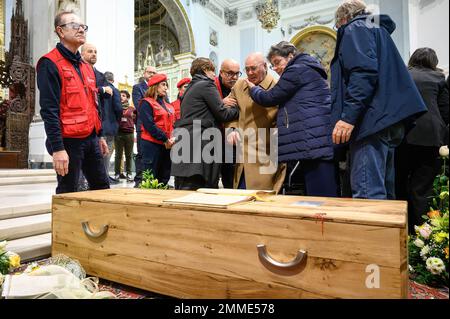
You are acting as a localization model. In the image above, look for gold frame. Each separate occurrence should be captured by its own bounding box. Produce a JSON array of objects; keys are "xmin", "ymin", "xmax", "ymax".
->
[{"xmin": 290, "ymin": 25, "xmax": 337, "ymax": 48}]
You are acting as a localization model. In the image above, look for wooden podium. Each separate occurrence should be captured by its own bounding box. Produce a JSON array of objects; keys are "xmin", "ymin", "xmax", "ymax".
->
[
  {"xmin": 0, "ymin": 150, "xmax": 20, "ymax": 168},
  {"xmin": 52, "ymin": 189, "xmax": 408, "ymax": 299}
]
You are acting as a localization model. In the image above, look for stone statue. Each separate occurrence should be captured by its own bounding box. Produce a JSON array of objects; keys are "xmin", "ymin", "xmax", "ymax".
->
[
  {"xmin": 58, "ymin": 0, "xmax": 80, "ymax": 13},
  {"xmin": 155, "ymin": 44, "xmax": 173, "ymax": 67},
  {"xmin": 144, "ymin": 43, "xmax": 156, "ymax": 67}
]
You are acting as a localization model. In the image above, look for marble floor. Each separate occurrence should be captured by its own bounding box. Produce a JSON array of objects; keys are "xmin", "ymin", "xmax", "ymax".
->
[{"xmin": 0, "ymin": 179, "xmax": 136, "ymax": 212}]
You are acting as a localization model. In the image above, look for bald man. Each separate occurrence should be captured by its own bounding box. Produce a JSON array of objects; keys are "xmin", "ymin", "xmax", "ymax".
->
[
  {"xmin": 80, "ymin": 43, "xmax": 120, "ymax": 184},
  {"xmin": 214, "ymin": 59, "xmax": 241, "ymax": 188},
  {"xmin": 225, "ymin": 53, "xmax": 286, "ymax": 192}
]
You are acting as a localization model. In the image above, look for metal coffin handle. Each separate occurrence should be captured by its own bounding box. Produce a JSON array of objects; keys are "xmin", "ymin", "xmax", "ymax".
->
[
  {"xmin": 82, "ymin": 221, "xmax": 109, "ymax": 239},
  {"xmin": 257, "ymin": 244, "xmax": 307, "ymax": 269}
]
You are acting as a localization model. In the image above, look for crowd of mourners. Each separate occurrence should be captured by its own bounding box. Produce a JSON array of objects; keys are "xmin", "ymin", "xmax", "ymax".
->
[{"xmin": 37, "ymin": 0, "xmax": 449, "ymax": 233}]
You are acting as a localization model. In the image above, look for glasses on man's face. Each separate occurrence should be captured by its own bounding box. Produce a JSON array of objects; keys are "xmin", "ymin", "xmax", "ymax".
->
[
  {"xmin": 222, "ymin": 71, "xmax": 242, "ymax": 78},
  {"xmin": 59, "ymin": 22, "xmax": 89, "ymax": 32},
  {"xmin": 245, "ymin": 63, "xmax": 264, "ymax": 73}
]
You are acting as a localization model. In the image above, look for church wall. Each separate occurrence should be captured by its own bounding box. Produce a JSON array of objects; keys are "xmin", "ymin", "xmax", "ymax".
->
[
  {"xmin": 409, "ymin": 0, "xmax": 449, "ymax": 73},
  {"xmin": 85, "ymin": 0, "xmax": 135, "ymax": 86}
]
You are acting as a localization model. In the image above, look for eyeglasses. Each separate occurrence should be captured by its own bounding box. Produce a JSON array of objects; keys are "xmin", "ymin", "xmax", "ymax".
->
[
  {"xmin": 58, "ymin": 22, "xmax": 89, "ymax": 32},
  {"xmin": 222, "ymin": 71, "xmax": 242, "ymax": 78},
  {"xmin": 245, "ymin": 63, "xmax": 265, "ymax": 73}
]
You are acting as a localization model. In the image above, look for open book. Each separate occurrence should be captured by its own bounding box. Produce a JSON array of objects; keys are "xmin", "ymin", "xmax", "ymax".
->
[{"xmin": 163, "ymin": 189, "xmax": 276, "ymax": 208}]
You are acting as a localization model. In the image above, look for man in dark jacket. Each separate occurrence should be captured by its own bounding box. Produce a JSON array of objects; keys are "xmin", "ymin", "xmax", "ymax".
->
[
  {"xmin": 102, "ymin": 72, "xmax": 124, "ymax": 183},
  {"xmin": 37, "ymin": 11, "xmax": 109, "ymax": 194},
  {"xmin": 214, "ymin": 59, "xmax": 240, "ymax": 189},
  {"xmin": 132, "ymin": 66, "xmax": 157, "ymax": 188},
  {"xmin": 331, "ymin": 0, "xmax": 427, "ymax": 200},
  {"xmin": 81, "ymin": 43, "xmax": 116, "ymax": 186}
]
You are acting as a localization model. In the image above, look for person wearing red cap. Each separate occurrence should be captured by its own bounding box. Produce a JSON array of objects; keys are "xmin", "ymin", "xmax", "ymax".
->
[
  {"xmin": 171, "ymin": 78, "xmax": 191, "ymax": 122},
  {"xmin": 138, "ymin": 73, "xmax": 175, "ymax": 186}
]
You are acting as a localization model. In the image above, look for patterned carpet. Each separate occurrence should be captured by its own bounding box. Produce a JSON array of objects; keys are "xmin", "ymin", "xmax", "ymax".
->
[
  {"xmin": 8, "ymin": 260, "xmax": 449, "ymax": 299},
  {"xmin": 97, "ymin": 278, "xmax": 449, "ymax": 299}
]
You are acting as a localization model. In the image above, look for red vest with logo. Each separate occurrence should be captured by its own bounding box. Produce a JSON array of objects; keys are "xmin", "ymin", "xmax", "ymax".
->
[
  {"xmin": 42, "ymin": 48, "xmax": 101, "ymax": 138},
  {"xmin": 140, "ymin": 97, "xmax": 175, "ymax": 145}
]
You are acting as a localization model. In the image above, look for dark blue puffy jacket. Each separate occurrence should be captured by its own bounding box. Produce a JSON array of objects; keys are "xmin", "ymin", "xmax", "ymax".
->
[
  {"xmin": 250, "ymin": 54, "xmax": 334, "ymax": 163},
  {"xmin": 330, "ymin": 14, "xmax": 427, "ymax": 141}
]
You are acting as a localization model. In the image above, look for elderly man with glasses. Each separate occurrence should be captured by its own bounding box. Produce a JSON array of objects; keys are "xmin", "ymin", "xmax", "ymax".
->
[
  {"xmin": 224, "ymin": 53, "xmax": 286, "ymax": 192},
  {"xmin": 37, "ymin": 11, "xmax": 110, "ymax": 194}
]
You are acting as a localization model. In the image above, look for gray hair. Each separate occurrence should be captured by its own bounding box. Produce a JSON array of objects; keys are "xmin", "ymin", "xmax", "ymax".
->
[
  {"xmin": 335, "ymin": 0, "xmax": 368, "ymax": 24},
  {"xmin": 54, "ymin": 10, "xmax": 76, "ymax": 29},
  {"xmin": 104, "ymin": 71, "xmax": 114, "ymax": 82},
  {"xmin": 267, "ymin": 41, "xmax": 298, "ymax": 62}
]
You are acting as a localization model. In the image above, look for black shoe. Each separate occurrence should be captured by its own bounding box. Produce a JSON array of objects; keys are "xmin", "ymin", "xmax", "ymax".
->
[
  {"xmin": 78, "ymin": 182, "xmax": 90, "ymax": 192},
  {"xmin": 119, "ymin": 173, "xmax": 127, "ymax": 179},
  {"xmin": 126, "ymin": 174, "xmax": 134, "ymax": 183},
  {"xmin": 109, "ymin": 176, "xmax": 120, "ymax": 184}
]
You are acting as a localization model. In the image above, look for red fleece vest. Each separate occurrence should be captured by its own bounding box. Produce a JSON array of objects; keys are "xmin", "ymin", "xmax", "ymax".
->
[
  {"xmin": 42, "ymin": 48, "xmax": 101, "ymax": 138},
  {"xmin": 140, "ymin": 97, "xmax": 174, "ymax": 145}
]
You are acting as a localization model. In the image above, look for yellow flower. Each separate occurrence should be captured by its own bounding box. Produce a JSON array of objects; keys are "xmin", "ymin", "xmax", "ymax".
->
[
  {"xmin": 428, "ymin": 210, "xmax": 441, "ymax": 219},
  {"xmin": 8, "ymin": 253, "xmax": 21, "ymax": 268},
  {"xmin": 433, "ymin": 232, "xmax": 449, "ymax": 244}
]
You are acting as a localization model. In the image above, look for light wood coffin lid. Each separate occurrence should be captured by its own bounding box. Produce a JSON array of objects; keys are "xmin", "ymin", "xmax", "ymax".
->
[{"xmin": 53, "ymin": 189, "xmax": 407, "ymax": 228}]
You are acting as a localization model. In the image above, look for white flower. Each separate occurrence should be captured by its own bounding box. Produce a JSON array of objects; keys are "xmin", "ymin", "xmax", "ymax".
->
[
  {"xmin": 426, "ymin": 257, "xmax": 446, "ymax": 275},
  {"xmin": 414, "ymin": 238, "xmax": 425, "ymax": 248},
  {"xmin": 420, "ymin": 245, "xmax": 431, "ymax": 260},
  {"xmin": 409, "ymin": 265, "xmax": 415, "ymax": 273},
  {"xmin": 0, "ymin": 241, "xmax": 7, "ymax": 253},
  {"xmin": 439, "ymin": 145, "xmax": 449, "ymax": 158}
]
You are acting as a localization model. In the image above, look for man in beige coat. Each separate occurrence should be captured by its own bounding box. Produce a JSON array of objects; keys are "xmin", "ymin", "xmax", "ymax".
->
[{"xmin": 225, "ymin": 53, "xmax": 286, "ymax": 192}]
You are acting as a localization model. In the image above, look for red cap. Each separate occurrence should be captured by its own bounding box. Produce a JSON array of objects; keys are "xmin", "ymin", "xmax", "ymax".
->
[
  {"xmin": 147, "ymin": 73, "xmax": 167, "ymax": 87},
  {"xmin": 177, "ymin": 78, "xmax": 191, "ymax": 89}
]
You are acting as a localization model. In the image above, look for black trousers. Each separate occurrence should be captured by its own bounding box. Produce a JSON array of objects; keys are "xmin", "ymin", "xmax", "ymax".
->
[
  {"xmin": 141, "ymin": 139, "xmax": 171, "ymax": 185},
  {"xmin": 47, "ymin": 132, "xmax": 110, "ymax": 194},
  {"xmin": 175, "ymin": 175, "xmax": 208, "ymax": 191},
  {"xmin": 395, "ymin": 144, "xmax": 441, "ymax": 233},
  {"xmin": 134, "ymin": 131, "xmax": 143, "ymax": 187}
]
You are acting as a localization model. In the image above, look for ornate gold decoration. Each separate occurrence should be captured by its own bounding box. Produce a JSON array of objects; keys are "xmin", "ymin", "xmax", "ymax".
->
[
  {"xmin": 290, "ymin": 25, "xmax": 337, "ymax": 81},
  {"xmin": 256, "ymin": 0, "xmax": 280, "ymax": 33}
]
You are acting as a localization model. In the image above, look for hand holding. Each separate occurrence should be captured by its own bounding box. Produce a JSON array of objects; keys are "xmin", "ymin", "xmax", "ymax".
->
[
  {"xmin": 223, "ymin": 96, "xmax": 237, "ymax": 108},
  {"xmin": 245, "ymin": 79, "xmax": 255, "ymax": 89},
  {"xmin": 227, "ymin": 131, "xmax": 241, "ymax": 146},
  {"xmin": 103, "ymin": 86, "xmax": 113, "ymax": 96}
]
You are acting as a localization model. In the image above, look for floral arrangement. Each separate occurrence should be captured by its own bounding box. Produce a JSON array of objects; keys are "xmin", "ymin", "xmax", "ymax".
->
[
  {"xmin": 0, "ymin": 241, "xmax": 21, "ymax": 285},
  {"xmin": 408, "ymin": 146, "xmax": 449, "ymax": 287},
  {"xmin": 140, "ymin": 170, "xmax": 168, "ymax": 190}
]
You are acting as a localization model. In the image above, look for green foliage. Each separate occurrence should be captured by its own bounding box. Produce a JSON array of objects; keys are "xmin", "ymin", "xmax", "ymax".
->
[
  {"xmin": 0, "ymin": 252, "xmax": 9, "ymax": 275},
  {"xmin": 140, "ymin": 170, "xmax": 168, "ymax": 190}
]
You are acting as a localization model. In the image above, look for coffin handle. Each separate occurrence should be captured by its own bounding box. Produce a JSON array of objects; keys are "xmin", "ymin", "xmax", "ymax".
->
[
  {"xmin": 257, "ymin": 244, "xmax": 307, "ymax": 269},
  {"xmin": 82, "ymin": 221, "xmax": 109, "ymax": 239}
]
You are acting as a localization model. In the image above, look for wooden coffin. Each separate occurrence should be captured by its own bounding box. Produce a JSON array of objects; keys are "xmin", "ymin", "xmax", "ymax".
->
[{"xmin": 52, "ymin": 189, "xmax": 408, "ymax": 299}]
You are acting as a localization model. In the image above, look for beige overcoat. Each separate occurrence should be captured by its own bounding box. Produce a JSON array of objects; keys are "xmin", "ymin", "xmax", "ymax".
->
[{"xmin": 225, "ymin": 75, "xmax": 286, "ymax": 193}]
